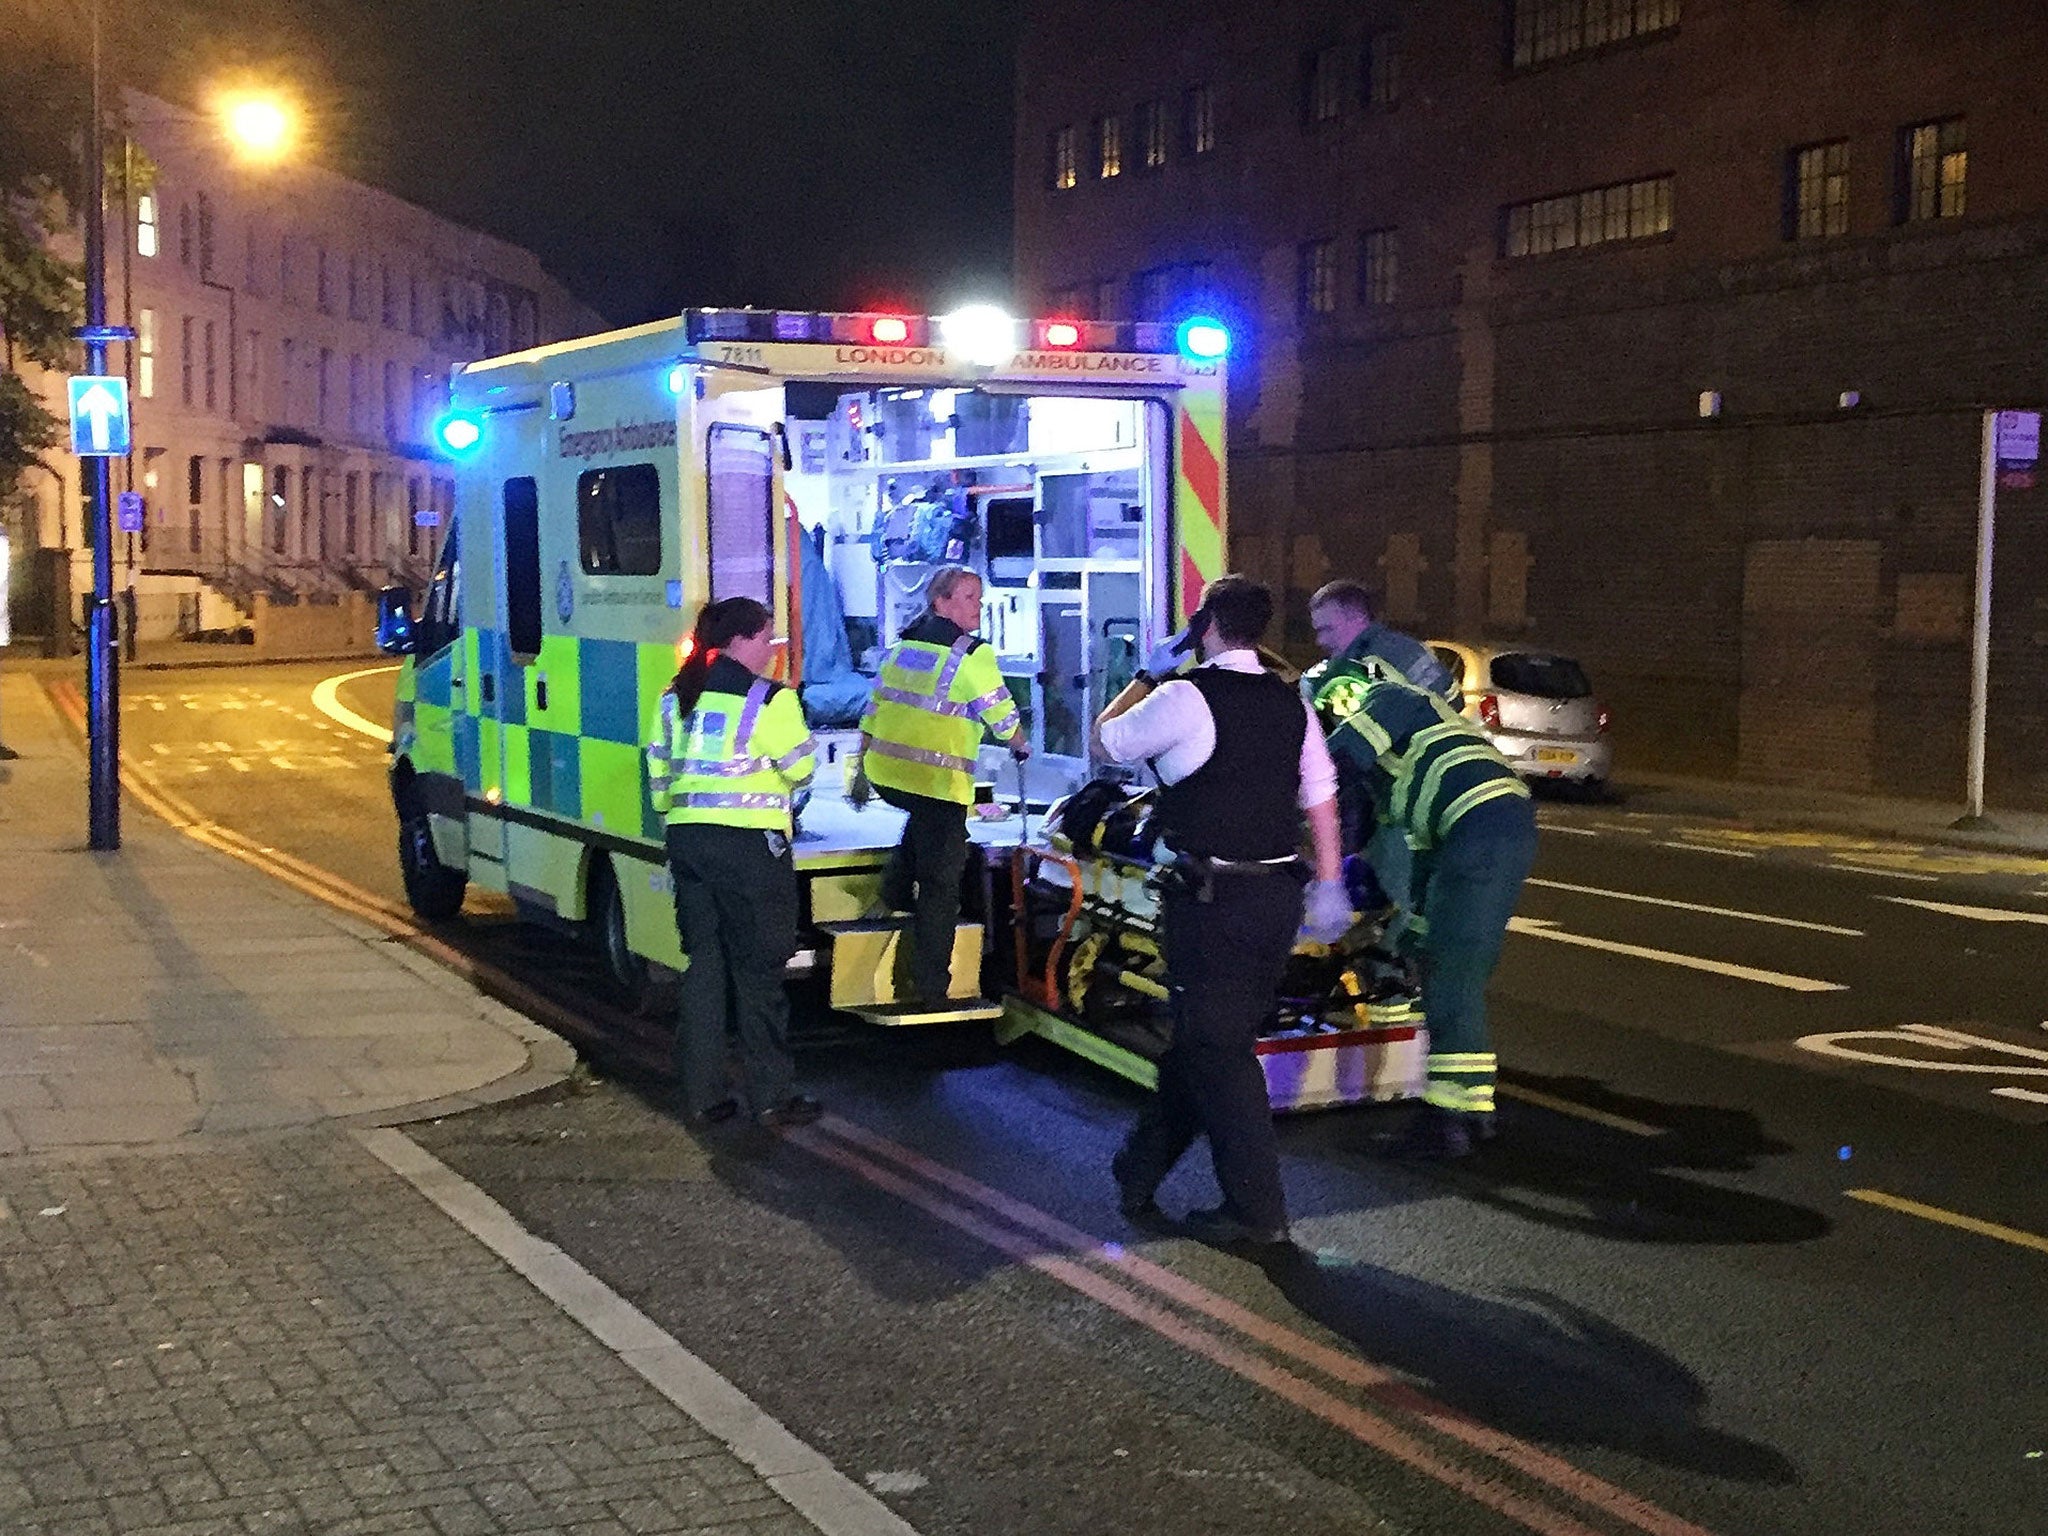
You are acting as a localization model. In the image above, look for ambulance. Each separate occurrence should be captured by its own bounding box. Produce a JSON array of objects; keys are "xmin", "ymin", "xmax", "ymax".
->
[{"xmin": 376, "ymin": 305, "xmax": 1422, "ymax": 1110}]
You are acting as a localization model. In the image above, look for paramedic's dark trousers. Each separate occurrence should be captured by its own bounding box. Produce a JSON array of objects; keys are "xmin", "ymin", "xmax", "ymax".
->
[
  {"xmin": 1412, "ymin": 796, "xmax": 1538, "ymax": 1117},
  {"xmin": 1117, "ymin": 869, "xmax": 1303, "ymax": 1233},
  {"xmin": 666, "ymin": 823, "xmax": 799, "ymax": 1115},
  {"xmin": 877, "ymin": 785, "xmax": 970, "ymax": 1001}
]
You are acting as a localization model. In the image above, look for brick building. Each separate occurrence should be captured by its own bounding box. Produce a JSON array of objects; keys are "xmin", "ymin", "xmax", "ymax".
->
[
  {"xmin": 1014, "ymin": 0, "xmax": 2048, "ymax": 804},
  {"xmin": 5, "ymin": 90, "xmax": 604, "ymax": 644}
]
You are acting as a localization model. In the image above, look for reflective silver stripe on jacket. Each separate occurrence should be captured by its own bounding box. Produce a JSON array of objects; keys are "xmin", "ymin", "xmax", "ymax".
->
[
  {"xmin": 735, "ymin": 677, "xmax": 770, "ymax": 751},
  {"xmin": 933, "ymin": 634, "xmax": 976, "ymax": 697},
  {"xmin": 969, "ymin": 686, "xmax": 1014, "ymax": 717},
  {"xmin": 866, "ymin": 737, "xmax": 978, "ymax": 775},
  {"xmin": 676, "ymin": 756, "xmax": 775, "ymax": 778},
  {"xmin": 875, "ymin": 683, "xmax": 971, "ymax": 717},
  {"xmin": 676, "ymin": 791, "xmax": 792, "ymax": 811},
  {"xmin": 771, "ymin": 739, "xmax": 817, "ymax": 775}
]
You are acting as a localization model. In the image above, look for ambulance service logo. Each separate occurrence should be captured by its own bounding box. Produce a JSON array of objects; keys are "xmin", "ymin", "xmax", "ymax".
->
[{"xmin": 555, "ymin": 561, "xmax": 575, "ymax": 623}]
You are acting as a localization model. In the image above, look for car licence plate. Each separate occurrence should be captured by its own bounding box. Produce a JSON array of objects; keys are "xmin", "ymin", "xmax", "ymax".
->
[{"xmin": 1534, "ymin": 747, "xmax": 1579, "ymax": 765}]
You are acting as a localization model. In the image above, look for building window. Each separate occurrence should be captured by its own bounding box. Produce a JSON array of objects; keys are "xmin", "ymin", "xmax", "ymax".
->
[
  {"xmin": 137, "ymin": 309, "xmax": 156, "ymax": 398},
  {"xmin": 1303, "ymin": 46, "xmax": 1345, "ymax": 127},
  {"xmin": 1901, "ymin": 117, "xmax": 1966, "ymax": 223},
  {"xmin": 187, "ymin": 455, "xmax": 204, "ymax": 549},
  {"xmin": 196, "ymin": 193, "xmax": 215, "ymax": 279},
  {"xmin": 383, "ymin": 360, "xmax": 400, "ymax": 440},
  {"xmin": 1299, "ymin": 239, "xmax": 1338, "ymax": 315},
  {"xmin": 178, "ymin": 202, "xmax": 193, "ymax": 267},
  {"xmin": 381, "ymin": 264, "xmax": 397, "ymax": 328},
  {"xmin": 1503, "ymin": 175, "xmax": 1673, "ymax": 257},
  {"xmin": 1787, "ymin": 141, "xmax": 1850, "ymax": 241},
  {"xmin": 348, "ymin": 355, "xmax": 366, "ymax": 433},
  {"xmin": 317, "ymin": 347, "xmax": 333, "ymax": 425},
  {"xmin": 1360, "ymin": 229, "xmax": 1399, "ymax": 305},
  {"xmin": 278, "ymin": 339, "xmax": 295, "ymax": 422},
  {"xmin": 1364, "ymin": 31, "xmax": 1402, "ymax": 110},
  {"xmin": 280, "ymin": 237, "xmax": 296, "ymax": 305},
  {"xmin": 136, "ymin": 194, "xmax": 158, "ymax": 258},
  {"xmin": 1184, "ymin": 85, "xmax": 1216, "ymax": 157},
  {"xmin": 1138, "ymin": 99, "xmax": 1169, "ymax": 170},
  {"xmin": 408, "ymin": 273, "xmax": 425, "ymax": 336},
  {"xmin": 1095, "ymin": 115, "xmax": 1123, "ymax": 179},
  {"xmin": 1095, "ymin": 276, "xmax": 1126, "ymax": 322},
  {"xmin": 1047, "ymin": 126, "xmax": 1078, "ymax": 190},
  {"xmin": 347, "ymin": 256, "xmax": 367, "ymax": 321},
  {"xmin": 203, "ymin": 321, "xmax": 217, "ymax": 411},
  {"xmin": 343, "ymin": 472, "xmax": 361, "ymax": 555},
  {"xmin": 180, "ymin": 316, "xmax": 194, "ymax": 405},
  {"xmin": 1133, "ymin": 267, "xmax": 1173, "ymax": 322},
  {"xmin": 314, "ymin": 248, "xmax": 332, "ymax": 313},
  {"xmin": 1511, "ymin": 0, "xmax": 1680, "ymax": 70}
]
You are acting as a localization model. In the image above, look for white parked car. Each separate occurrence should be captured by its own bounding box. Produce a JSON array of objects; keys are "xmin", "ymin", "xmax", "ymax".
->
[{"xmin": 1427, "ymin": 641, "xmax": 1612, "ymax": 792}]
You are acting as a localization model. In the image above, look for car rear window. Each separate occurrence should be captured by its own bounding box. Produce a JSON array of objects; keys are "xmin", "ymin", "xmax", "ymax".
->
[{"xmin": 1490, "ymin": 653, "xmax": 1591, "ymax": 699}]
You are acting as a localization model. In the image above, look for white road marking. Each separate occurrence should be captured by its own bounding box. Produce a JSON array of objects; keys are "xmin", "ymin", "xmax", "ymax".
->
[
  {"xmin": 1798, "ymin": 1023, "xmax": 2048, "ymax": 1077},
  {"xmin": 1523, "ymin": 877, "xmax": 1864, "ymax": 936},
  {"xmin": 311, "ymin": 664, "xmax": 399, "ymax": 745},
  {"xmin": 1541, "ymin": 825, "xmax": 1601, "ymax": 838},
  {"xmin": 1992, "ymin": 1087, "xmax": 2048, "ymax": 1105},
  {"xmin": 1883, "ymin": 896, "xmax": 2048, "ymax": 926},
  {"xmin": 270, "ymin": 756, "xmax": 296, "ymax": 771},
  {"xmin": 1657, "ymin": 841, "xmax": 1756, "ymax": 859},
  {"xmin": 1830, "ymin": 863, "xmax": 1940, "ymax": 882},
  {"xmin": 1507, "ymin": 916, "xmax": 1846, "ymax": 992}
]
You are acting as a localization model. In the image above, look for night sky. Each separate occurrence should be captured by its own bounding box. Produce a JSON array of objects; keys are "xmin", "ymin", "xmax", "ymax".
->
[{"xmin": 132, "ymin": 0, "xmax": 1023, "ymax": 325}]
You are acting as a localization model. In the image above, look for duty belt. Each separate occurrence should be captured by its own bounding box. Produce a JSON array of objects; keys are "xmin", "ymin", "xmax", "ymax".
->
[{"xmin": 1155, "ymin": 850, "xmax": 1303, "ymax": 905}]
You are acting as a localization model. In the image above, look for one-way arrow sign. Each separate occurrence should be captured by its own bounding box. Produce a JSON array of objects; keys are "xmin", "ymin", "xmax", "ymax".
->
[{"xmin": 67, "ymin": 375, "xmax": 132, "ymax": 457}]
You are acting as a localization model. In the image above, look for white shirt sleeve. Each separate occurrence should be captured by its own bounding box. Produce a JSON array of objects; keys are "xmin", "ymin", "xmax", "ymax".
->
[
  {"xmin": 1096, "ymin": 678, "xmax": 1212, "ymax": 777},
  {"xmin": 1297, "ymin": 701, "xmax": 1338, "ymax": 810}
]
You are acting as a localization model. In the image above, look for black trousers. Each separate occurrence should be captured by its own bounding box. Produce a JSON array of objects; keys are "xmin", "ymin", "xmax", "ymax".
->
[
  {"xmin": 876, "ymin": 785, "xmax": 971, "ymax": 1000},
  {"xmin": 1116, "ymin": 869, "xmax": 1303, "ymax": 1232},
  {"xmin": 666, "ymin": 823, "xmax": 799, "ymax": 1114}
]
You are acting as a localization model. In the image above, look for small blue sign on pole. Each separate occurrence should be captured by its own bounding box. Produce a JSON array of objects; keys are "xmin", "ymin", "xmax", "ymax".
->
[
  {"xmin": 116, "ymin": 491, "xmax": 145, "ymax": 534},
  {"xmin": 67, "ymin": 375, "xmax": 132, "ymax": 457}
]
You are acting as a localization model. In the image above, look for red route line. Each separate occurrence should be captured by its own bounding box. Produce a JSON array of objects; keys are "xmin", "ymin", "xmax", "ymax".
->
[
  {"xmin": 816, "ymin": 1115, "xmax": 1718, "ymax": 1536},
  {"xmin": 787, "ymin": 1125, "xmax": 1607, "ymax": 1536}
]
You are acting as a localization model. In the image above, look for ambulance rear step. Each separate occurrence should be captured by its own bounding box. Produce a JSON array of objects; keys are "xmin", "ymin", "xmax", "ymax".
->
[{"xmin": 816, "ymin": 918, "xmax": 1001, "ymax": 1025}]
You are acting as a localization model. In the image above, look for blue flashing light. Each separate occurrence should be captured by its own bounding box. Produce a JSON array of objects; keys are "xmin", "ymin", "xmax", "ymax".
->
[
  {"xmin": 1177, "ymin": 315, "xmax": 1231, "ymax": 362},
  {"xmin": 666, "ymin": 365, "xmax": 687, "ymax": 395},
  {"xmin": 435, "ymin": 411, "xmax": 484, "ymax": 456}
]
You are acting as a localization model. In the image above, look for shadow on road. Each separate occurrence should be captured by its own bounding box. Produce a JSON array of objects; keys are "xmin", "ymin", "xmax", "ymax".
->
[{"xmin": 1263, "ymin": 1247, "xmax": 1799, "ymax": 1485}]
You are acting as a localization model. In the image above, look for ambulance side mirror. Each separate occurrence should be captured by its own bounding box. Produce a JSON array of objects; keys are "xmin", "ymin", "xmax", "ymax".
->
[{"xmin": 375, "ymin": 586, "xmax": 417, "ymax": 656}]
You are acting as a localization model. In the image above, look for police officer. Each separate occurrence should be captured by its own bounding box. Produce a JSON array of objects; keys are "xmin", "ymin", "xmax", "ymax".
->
[
  {"xmin": 1318, "ymin": 661, "xmax": 1537, "ymax": 1159},
  {"xmin": 1094, "ymin": 575, "xmax": 1352, "ymax": 1247},
  {"xmin": 850, "ymin": 566, "xmax": 1029, "ymax": 1006},
  {"xmin": 646, "ymin": 597, "xmax": 822, "ymax": 1128}
]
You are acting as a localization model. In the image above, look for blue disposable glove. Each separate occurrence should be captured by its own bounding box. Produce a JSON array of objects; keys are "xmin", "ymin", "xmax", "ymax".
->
[
  {"xmin": 1301, "ymin": 878, "xmax": 1356, "ymax": 945},
  {"xmin": 1143, "ymin": 628, "xmax": 1196, "ymax": 680}
]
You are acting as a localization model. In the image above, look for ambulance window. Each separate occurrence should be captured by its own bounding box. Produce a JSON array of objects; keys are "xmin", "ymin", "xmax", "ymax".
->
[
  {"xmin": 707, "ymin": 423, "xmax": 774, "ymax": 603},
  {"xmin": 577, "ymin": 463, "xmax": 663, "ymax": 576},
  {"xmin": 417, "ymin": 526, "xmax": 461, "ymax": 658},
  {"xmin": 503, "ymin": 476, "xmax": 542, "ymax": 655}
]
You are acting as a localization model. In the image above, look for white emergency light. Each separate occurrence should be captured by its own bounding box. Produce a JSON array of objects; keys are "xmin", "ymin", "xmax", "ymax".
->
[{"xmin": 938, "ymin": 305, "xmax": 1018, "ymax": 368}]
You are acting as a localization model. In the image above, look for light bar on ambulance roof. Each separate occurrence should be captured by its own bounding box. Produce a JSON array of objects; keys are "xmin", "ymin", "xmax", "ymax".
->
[
  {"xmin": 678, "ymin": 308, "xmax": 1222, "ymax": 359},
  {"xmin": 434, "ymin": 410, "xmax": 485, "ymax": 457}
]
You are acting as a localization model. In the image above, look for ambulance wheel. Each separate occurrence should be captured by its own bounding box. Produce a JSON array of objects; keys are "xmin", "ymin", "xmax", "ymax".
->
[
  {"xmin": 396, "ymin": 781, "xmax": 466, "ymax": 922},
  {"xmin": 591, "ymin": 858, "xmax": 667, "ymax": 1017}
]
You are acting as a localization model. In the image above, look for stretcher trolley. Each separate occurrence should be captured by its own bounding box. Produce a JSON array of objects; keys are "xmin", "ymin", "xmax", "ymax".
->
[{"xmin": 993, "ymin": 780, "xmax": 1427, "ymax": 1112}]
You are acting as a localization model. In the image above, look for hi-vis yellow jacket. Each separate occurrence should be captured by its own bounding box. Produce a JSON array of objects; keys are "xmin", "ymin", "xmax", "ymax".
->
[
  {"xmin": 647, "ymin": 657, "xmax": 817, "ymax": 832},
  {"xmin": 862, "ymin": 615, "xmax": 1021, "ymax": 805}
]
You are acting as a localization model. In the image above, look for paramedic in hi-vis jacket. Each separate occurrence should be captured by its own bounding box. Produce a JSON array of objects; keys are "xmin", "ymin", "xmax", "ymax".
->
[
  {"xmin": 1093, "ymin": 575, "xmax": 1353, "ymax": 1248},
  {"xmin": 849, "ymin": 566, "xmax": 1029, "ymax": 1005},
  {"xmin": 646, "ymin": 597, "xmax": 823, "ymax": 1129},
  {"xmin": 1316, "ymin": 660, "xmax": 1536, "ymax": 1160}
]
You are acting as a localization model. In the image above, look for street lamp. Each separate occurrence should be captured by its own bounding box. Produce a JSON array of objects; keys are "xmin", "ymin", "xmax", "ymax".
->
[{"xmin": 215, "ymin": 90, "xmax": 296, "ymax": 166}]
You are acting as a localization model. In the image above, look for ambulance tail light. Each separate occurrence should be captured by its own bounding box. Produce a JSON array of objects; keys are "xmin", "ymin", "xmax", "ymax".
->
[
  {"xmin": 1476, "ymin": 693, "xmax": 1502, "ymax": 730},
  {"xmin": 434, "ymin": 410, "xmax": 485, "ymax": 457}
]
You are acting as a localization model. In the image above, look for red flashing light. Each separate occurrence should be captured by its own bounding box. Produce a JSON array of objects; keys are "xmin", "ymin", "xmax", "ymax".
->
[
  {"xmin": 1043, "ymin": 321, "xmax": 1082, "ymax": 348},
  {"xmin": 869, "ymin": 316, "xmax": 910, "ymax": 344},
  {"xmin": 1476, "ymin": 693, "xmax": 1502, "ymax": 729}
]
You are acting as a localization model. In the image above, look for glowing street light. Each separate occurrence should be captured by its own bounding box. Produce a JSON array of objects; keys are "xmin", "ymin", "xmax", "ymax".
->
[{"xmin": 215, "ymin": 91, "xmax": 296, "ymax": 165}]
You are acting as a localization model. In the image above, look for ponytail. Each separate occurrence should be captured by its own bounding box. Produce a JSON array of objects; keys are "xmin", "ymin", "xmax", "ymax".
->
[{"xmin": 669, "ymin": 597, "xmax": 773, "ymax": 716}]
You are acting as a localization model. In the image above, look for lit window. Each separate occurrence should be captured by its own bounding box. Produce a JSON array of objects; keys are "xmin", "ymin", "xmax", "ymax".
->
[
  {"xmin": 1511, "ymin": 0, "xmax": 1680, "ymax": 70},
  {"xmin": 136, "ymin": 309, "xmax": 156, "ymax": 398},
  {"xmin": 1184, "ymin": 85, "xmax": 1217, "ymax": 157},
  {"xmin": 136, "ymin": 195, "xmax": 158, "ymax": 258},
  {"xmin": 1365, "ymin": 32, "xmax": 1402, "ymax": 110},
  {"xmin": 1503, "ymin": 175, "xmax": 1672, "ymax": 257},
  {"xmin": 1303, "ymin": 46, "xmax": 1344, "ymax": 126},
  {"xmin": 1096, "ymin": 115, "xmax": 1123, "ymax": 179},
  {"xmin": 1299, "ymin": 239, "xmax": 1338, "ymax": 315},
  {"xmin": 1048, "ymin": 126, "xmax": 1078, "ymax": 191},
  {"xmin": 1138, "ymin": 99, "xmax": 1169, "ymax": 170},
  {"xmin": 1902, "ymin": 118, "xmax": 1966, "ymax": 223},
  {"xmin": 1360, "ymin": 229, "xmax": 1398, "ymax": 305},
  {"xmin": 1787, "ymin": 141, "xmax": 1850, "ymax": 241}
]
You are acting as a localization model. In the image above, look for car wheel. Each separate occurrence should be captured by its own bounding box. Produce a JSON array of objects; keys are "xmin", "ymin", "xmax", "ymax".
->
[
  {"xmin": 395, "ymin": 781, "xmax": 467, "ymax": 922},
  {"xmin": 590, "ymin": 858, "xmax": 669, "ymax": 1017}
]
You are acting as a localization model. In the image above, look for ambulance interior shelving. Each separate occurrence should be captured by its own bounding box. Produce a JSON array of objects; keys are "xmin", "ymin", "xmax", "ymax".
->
[{"xmin": 719, "ymin": 379, "xmax": 1172, "ymax": 846}]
